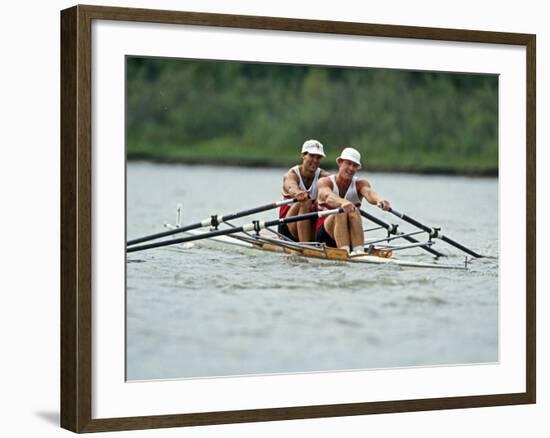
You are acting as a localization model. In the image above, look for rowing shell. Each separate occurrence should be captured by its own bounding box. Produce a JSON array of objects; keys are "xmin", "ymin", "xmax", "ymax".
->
[{"xmin": 172, "ymin": 228, "xmax": 467, "ymax": 270}]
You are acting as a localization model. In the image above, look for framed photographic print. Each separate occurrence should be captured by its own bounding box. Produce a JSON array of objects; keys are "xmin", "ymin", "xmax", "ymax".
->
[{"xmin": 60, "ymin": 4, "xmax": 536, "ymax": 433}]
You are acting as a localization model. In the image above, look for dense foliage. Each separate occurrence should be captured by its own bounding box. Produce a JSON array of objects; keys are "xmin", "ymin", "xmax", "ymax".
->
[{"xmin": 127, "ymin": 57, "xmax": 498, "ymax": 175}]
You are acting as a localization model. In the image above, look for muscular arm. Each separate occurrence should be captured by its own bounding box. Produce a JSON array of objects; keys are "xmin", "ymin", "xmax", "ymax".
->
[
  {"xmin": 282, "ymin": 170, "xmax": 308, "ymax": 201},
  {"xmin": 317, "ymin": 177, "xmax": 355, "ymax": 212},
  {"xmin": 357, "ymin": 179, "xmax": 390, "ymax": 210}
]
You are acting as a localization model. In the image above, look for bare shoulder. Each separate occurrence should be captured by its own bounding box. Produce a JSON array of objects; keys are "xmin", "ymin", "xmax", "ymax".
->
[
  {"xmin": 317, "ymin": 175, "xmax": 333, "ymax": 189},
  {"xmin": 284, "ymin": 167, "xmax": 299, "ymax": 181},
  {"xmin": 356, "ymin": 178, "xmax": 372, "ymax": 192}
]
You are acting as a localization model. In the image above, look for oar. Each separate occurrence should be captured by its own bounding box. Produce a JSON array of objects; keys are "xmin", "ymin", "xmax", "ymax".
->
[
  {"xmin": 359, "ymin": 209, "xmax": 445, "ymax": 258},
  {"xmin": 127, "ymin": 208, "xmax": 344, "ymax": 253},
  {"xmin": 127, "ymin": 198, "xmax": 295, "ymax": 246},
  {"xmin": 388, "ymin": 208, "xmax": 484, "ymax": 258}
]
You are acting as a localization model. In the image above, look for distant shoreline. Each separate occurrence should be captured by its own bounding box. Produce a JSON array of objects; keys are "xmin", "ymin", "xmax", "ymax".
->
[{"xmin": 127, "ymin": 154, "xmax": 498, "ymax": 177}]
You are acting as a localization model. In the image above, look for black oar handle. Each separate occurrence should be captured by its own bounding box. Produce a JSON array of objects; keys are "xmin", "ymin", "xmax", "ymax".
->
[
  {"xmin": 360, "ymin": 209, "xmax": 445, "ymax": 258},
  {"xmin": 127, "ymin": 208, "xmax": 343, "ymax": 253},
  {"xmin": 388, "ymin": 208, "xmax": 484, "ymax": 258},
  {"xmin": 127, "ymin": 199, "xmax": 295, "ymax": 246}
]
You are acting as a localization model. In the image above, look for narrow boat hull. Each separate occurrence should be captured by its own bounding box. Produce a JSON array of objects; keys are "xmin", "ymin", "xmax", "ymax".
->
[{"xmin": 169, "ymin": 227, "xmax": 467, "ymax": 270}]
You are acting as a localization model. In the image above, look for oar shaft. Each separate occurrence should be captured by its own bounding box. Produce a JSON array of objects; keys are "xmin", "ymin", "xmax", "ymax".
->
[
  {"xmin": 365, "ymin": 230, "xmax": 425, "ymax": 245},
  {"xmin": 399, "ymin": 235, "xmax": 445, "ymax": 258},
  {"xmin": 388, "ymin": 208, "xmax": 484, "ymax": 258},
  {"xmin": 380, "ymin": 241, "xmax": 434, "ymax": 252},
  {"xmin": 360, "ymin": 209, "xmax": 395, "ymax": 231},
  {"xmin": 388, "ymin": 208, "xmax": 433, "ymax": 234},
  {"xmin": 128, "ymin": 224, "xmax": 246, "ymax": 253},
  {"xmin": 127, "ymin": 208, "xmax": 343, "ymax": 253},
  {"xmin": 127, "ymin": 221, "xmax": 202, "ymax": 246},
  {"xmin": 221, "ymin": 199, "xmax": 294, "ymax": 222},
  {"xmin": 127, "ymin": 198, "xmax": 294, "ymax": 246},
  {"xmin": 440, "ymin": 235, "xmax": 484, "ymax": 258},
  {"xmin": 360, "ymin": 209, "xmax": 445, "ymax": 258}
]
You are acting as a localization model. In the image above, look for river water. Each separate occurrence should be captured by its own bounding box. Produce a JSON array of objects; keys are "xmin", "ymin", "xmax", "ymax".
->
[{"xmin": 126, "ymin": 162, "xmax": 499, "ymax": 381}]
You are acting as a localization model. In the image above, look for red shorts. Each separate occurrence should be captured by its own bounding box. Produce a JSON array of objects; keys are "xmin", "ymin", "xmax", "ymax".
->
[
  {"xmin": 315, "ymin": 216, "xmax": 327, "ymax": 233},
  {"xmin": 315, "ymin": 216, "xmax": 337, "ymax": 247},
  {"xmin": 279, "ymin": 201, "xmax": 318, "ymax": 218},
  {"xmin": 279, "ymin": 204, "xmax": 291, "ymax": 219}
]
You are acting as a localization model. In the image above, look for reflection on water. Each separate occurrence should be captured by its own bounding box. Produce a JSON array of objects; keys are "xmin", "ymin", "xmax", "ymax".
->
[{"xmin": 126, "ymin": 162, "xmax": 498, "ymax": 380}]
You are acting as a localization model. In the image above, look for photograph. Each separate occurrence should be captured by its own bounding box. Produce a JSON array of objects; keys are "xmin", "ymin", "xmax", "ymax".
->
[
  {"xmin": 124, "ymin": 57, "xmax": 499, "ymax": 381},
  {"xmin": 2, "ymin": 0, "xmax": 542, "ymax": 433}
]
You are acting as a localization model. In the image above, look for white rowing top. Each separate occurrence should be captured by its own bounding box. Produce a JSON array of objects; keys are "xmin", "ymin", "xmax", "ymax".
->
[
  {"xmin": 329, "ymin": 175, "xmax": 362, "ymax": 206},
  {"xmin": 283, "ymin": 165, "xmax": 322, "ymax": 200}
]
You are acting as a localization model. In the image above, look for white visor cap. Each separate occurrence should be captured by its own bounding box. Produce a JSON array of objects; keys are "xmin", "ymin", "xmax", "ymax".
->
[
  {"xmin": 301, "ymin": 139, "xmax": 326, "ymax": 157},
  {"xmin": 337, "ymin": 147, "xmax": 361, "ymax": 168}
]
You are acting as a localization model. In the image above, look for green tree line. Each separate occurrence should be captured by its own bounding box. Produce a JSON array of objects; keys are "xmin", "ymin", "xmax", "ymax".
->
[{"xmin": 127, "ymin": 57, "xmax": 498, "ymax": 175}]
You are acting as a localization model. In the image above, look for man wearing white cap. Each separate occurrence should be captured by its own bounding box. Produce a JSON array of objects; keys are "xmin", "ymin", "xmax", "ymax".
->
[
  {"xmin": 278, "ymin": 139, "xmax": 331, "ymax": 242},
  {"xmin": 316, "ymin": 147, "xmax": 390, "ymax": 254}
]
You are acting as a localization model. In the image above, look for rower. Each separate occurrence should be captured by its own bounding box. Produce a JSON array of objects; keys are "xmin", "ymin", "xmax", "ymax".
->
[
  {"xmin": 278, "ymin": 139, "xmax": 331, "ymax": 242},
  {"xmin": 316, "ymin": 147, "xmax": 391, "ymax": 254}
]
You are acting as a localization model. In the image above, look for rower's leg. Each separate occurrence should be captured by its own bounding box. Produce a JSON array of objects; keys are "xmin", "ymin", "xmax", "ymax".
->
[
  {"xmin": 348, "ymin": 210, "xmax": 364, "ymax": 250},
  {"xmin": 332, "ymin": 212, "xmax": 351, "ymax": 250},
  {"xmin": 322, "ymin": 215, "xmax": 336, "ymax": 246},
  {"xmin": 296, "ymin": 199, "xmax": 314, "ymax": 241},
  {"xmin": 285, "ymin": 202, "xmax": 303, "ymax": 240}
]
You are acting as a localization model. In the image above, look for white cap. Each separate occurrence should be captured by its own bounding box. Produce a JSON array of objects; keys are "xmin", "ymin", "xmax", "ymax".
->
[
  {"xmin": 301, "ymin": 139, "xmax": 326, "ymax": 157},
  {"xmin": 337, "ymin": 147, "xmax": 362, "ymax": 168}
]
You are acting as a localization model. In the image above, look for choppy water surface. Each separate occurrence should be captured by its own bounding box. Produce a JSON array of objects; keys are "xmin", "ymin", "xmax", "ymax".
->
[{"xmin": 126, "ymin": 162, "xmax": 498, "ymax": 380}]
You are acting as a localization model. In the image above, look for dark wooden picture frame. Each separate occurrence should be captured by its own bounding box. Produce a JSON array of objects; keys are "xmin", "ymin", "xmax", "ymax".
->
[{"xmin": 61, "ymin": 4, "xmax": 536, "ymax": 433}]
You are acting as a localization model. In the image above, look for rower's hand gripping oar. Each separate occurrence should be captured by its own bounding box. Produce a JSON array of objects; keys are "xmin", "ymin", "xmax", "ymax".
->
[
  {"xmin": 387, "ymin": 208, "xmax": 484, "ymax": 258},
  {"xmin": 127, "ymin": 198, "xmax": 295, "ymax": 247},
  {"xmin": 127, "ymin": 207, "xmax": 344, "ymax": 253},
  {"xmin": 359, "ymin": 209, "xmax": 445, "ymax": 258}
]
